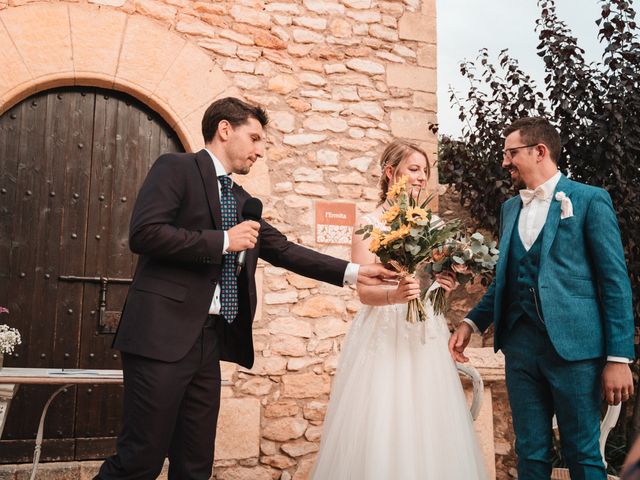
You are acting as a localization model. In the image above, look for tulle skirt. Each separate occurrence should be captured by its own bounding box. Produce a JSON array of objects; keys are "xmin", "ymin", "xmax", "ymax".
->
[{"xmin": 310, "ymin": 299, "xmax": 488, "ymax": 480}]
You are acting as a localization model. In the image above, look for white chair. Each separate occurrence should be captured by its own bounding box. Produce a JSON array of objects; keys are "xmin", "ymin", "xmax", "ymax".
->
[
  {"xmin": 456, "ymin": 363, "xmax": 484, "ymax": 421},
  {"xmin": 551, "ymin": 404, "xmax": 622, "ymax": 480}
]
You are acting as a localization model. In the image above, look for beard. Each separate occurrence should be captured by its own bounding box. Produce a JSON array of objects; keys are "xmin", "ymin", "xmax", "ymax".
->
[{"xmin": 506, "ymin": 167, "xmax": 525, "ymax": 189}]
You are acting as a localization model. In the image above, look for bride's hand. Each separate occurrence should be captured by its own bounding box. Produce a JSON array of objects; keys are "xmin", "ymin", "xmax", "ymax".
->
[
  {"xmin": 434, "ymin": 272, "xmax": 458, "ymax": 298},
  {"xmin": 389, "ymin": 276, "xmax": 421, "ymax": 304}
]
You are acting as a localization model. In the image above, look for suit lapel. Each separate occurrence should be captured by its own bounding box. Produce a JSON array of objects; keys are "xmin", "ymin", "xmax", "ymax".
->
[
  {"xmin": 540, "ymin": 174, "xmax": 572, "ymax": 262},
  {"xmin": 496, "ymin": 199, "xmax": 520, "ymax": 283},
  {"xmin": 493, "ymin": 198, "xmax": 520, "ymax": 320},
  {"xmin": 195, "ymin": 149, "xmax": 222, "ymax": 228}
]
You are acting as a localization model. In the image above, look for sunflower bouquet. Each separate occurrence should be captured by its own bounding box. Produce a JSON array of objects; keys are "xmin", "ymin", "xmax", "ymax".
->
[
  {"xmin": 356, "ymin": 176, "xmax": 461, "ymax": 323},
  {"xmin": 423, "ymin": 232, "xmax": 499, "ymax": 315}
]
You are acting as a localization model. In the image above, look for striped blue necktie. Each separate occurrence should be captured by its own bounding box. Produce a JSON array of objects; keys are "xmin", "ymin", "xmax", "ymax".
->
[{"xmin": 218, "ymin": 175, "xmax": 238, "ymax": 323}]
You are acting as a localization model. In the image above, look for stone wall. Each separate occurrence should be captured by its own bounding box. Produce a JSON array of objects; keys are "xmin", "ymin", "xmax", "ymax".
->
[{"xmin": 0, "ymin": 1, "xmax": 520, "ymax": 479}]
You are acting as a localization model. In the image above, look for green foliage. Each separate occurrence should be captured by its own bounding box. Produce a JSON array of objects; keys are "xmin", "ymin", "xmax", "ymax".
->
[{"xmin": 436, "ymin": 0, "xmax": 640, "ymax": 321}]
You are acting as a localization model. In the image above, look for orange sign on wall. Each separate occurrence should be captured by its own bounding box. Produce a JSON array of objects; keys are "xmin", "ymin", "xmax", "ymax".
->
[{"xmin": 315, "ymin": 201, "xmax": 356, "ymax": 245}]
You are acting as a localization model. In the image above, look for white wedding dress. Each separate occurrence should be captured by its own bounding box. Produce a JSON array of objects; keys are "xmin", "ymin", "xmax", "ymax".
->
[{"xmin": 310, "ymin": 216, "xmax": 488, "ymax": 480}]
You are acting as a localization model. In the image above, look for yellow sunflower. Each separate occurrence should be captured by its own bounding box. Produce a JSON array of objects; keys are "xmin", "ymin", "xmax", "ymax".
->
[
  {"xmin": 406, "ymin": 206, "xmax": 429, "ymax": 223},
  {"xmin": 380, "ymin": 224, "xmax": 411, "ymax": 246},
  {"xmin": 368, "ymin": 228, "xmax": 382, "ymax": 253},
  {"xmin": 386, "ymin": 175, "xmax": 408, "ymax": 201},
  {"xmin": 380, "ymin": 205, "xmax": 401, "ymax": 224}
]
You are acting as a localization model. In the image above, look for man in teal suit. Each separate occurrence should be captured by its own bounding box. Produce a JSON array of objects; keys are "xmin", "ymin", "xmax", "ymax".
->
[{"xmin": 449, "ymin": 117, "xmax": 635, "ymax": 479}]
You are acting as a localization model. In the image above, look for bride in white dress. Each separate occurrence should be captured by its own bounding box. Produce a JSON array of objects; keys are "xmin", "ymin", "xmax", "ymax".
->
[{"xmin": 311, "ymin": 140, "xmax": 488, "ymax": 480}]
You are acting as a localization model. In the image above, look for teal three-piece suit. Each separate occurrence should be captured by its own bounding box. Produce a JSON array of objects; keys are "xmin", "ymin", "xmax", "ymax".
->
[{"xmin": 467, "ymin": 174, "xmax": 634, "ymax": 479}]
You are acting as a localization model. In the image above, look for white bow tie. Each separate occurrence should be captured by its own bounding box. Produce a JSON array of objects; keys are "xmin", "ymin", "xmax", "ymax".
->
[{"xmin": 519, "ymin": 187, "xmax": 548, "ymax": 205}]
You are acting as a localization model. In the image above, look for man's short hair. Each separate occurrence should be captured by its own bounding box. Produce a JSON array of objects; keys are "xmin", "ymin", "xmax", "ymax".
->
[
  {"xmin": 202, "ymin": 97, "xmax": 269, "ymax": 143},
  {"xmin": 503, "ymin": 117, "xmax": 561, "ymax": 163}
]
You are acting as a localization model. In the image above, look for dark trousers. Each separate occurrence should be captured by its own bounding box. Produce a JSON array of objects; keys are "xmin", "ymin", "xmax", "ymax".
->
[
  {"xmin": 96, "ymin": 319, "xmax": 222, "ymax": 480},
  {"xmin": 501, "ymin": 317, "xmax": 606, "ymax": 480}
]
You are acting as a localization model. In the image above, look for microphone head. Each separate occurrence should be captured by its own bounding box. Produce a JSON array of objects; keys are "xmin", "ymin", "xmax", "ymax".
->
[{"xmin": 242, "ymin": 198, "xmax": 263, "ymax": 221}]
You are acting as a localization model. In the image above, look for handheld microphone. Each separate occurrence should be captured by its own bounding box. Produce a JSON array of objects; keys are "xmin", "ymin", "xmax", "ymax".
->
[{"xmin": 235, "ymin": 198, "xmax": 263, "ymax": 276}]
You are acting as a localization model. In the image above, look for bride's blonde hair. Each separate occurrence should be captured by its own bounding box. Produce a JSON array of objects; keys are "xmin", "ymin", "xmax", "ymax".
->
[{"xmin": 378, "ymin": 140, "xmax": 430, "ymax": 206}]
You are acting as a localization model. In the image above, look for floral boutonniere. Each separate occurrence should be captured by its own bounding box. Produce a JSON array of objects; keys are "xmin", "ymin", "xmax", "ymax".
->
[{"xmin": 555, "ymin": 191, "xmax": 574, "ymax": 219}]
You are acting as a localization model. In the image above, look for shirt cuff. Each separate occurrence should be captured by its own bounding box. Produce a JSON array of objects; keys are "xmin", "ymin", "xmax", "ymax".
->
[
  {"xmin": 463, "ymin": 318, "xmax": 481, "ymax": 335},
  {"xmin": 343, "ymin": 263, "xmax": 359, "ymax": 286},
  {"xmin": 222, "ymin": 231, "xmax": 230, "ymax": 255},
  {"xmin": 607, "ymin": 356, "xmax": 633, "ymax": 363}
]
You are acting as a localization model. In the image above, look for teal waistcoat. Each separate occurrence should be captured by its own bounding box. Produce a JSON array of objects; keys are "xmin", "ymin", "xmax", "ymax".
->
[{"xmin": 503, "ymin": 213, "xmax": 546, "ymax": 331}]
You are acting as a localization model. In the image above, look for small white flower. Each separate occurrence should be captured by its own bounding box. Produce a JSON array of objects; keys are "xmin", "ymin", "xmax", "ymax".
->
[
  {"xmin": 555, "ymin": 191, "xmax": 574, "ymax": 219},
  {"xmin": 0, "ymin": 307, "xmax": 21, "ymax": 356}
]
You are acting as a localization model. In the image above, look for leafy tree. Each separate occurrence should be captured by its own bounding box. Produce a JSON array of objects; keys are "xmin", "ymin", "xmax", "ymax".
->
[
  {"xmin": 437, "ymin": 0, "xmax": 639, "ymax": 325},
  {"xmin": 435, "ymin": 0, "xmax": 640, "ymax": 459}
]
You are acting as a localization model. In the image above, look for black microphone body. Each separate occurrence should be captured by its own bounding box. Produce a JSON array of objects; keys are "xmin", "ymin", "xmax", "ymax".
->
[{"xmin": 235, "ymin": 198, "xmax": 263, "ymax": 276}]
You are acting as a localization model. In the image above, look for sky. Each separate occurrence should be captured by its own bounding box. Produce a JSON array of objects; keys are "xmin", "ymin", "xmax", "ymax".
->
[{"xmin": 436, "ymin": 0, "xmax": 639, "ymax": 137}]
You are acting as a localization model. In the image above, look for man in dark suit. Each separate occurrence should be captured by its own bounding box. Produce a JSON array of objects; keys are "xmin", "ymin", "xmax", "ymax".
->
[{"xmin": 96, "ymin": 97, "xmax": 395, "ymax": 480}]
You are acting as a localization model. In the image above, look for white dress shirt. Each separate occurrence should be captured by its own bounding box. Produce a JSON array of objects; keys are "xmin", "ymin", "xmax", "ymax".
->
[
  {"xmin": 462, "ymin": 170, "xmax": 628, "ymax": 363},
  {"xmin": 518, "ymin": 171, "xmax": 561, "ymax": 251},
  {"xmin": 204, "ymin": 149, "xmax": 359, "ymax": 315}
]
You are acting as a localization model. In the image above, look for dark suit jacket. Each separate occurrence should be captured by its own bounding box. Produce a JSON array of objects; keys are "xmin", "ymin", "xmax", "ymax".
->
[{"xmin": 113, "ymin": 150, "xmax": 349, "ymax": 368}]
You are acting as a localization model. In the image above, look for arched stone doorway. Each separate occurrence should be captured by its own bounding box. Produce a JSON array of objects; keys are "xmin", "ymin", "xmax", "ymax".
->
[
  {"xmin": 0, "ymin": 86, "xmax": 183, "ymax": 462},
  {"xmin": 0, "ymin": 2, "xmax": 238, "ymax": 151}
]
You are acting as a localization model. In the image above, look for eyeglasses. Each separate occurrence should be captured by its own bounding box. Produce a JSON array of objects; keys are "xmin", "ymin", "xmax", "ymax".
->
[{"xmin": 502, "ymin": 144, "xmax": 538, "ymax": 160}]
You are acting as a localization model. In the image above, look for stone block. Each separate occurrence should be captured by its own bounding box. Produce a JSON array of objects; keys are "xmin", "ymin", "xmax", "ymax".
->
[
  {"xmin": 281, "ymin": 440, "xmax": 320, "ymax": 458},
  {"xmin": 230, "ymin": 4, "xmax": 271, "ymax": 27},
  {"xmin": 239, "ymin": 377, "xmax": 274, "ymax": 396},
  {"xmin": 268, "ymin": 74, "xmax": 298, "ymax": 94},
  {"xmin": 253, "ymin": 30, "xmax": 286, "ymax": 49},
  {"xmin": 313, "ymin": 317, "xmax": 349, "ymax": 339},
  {"xmin": 294, "ymin": 183, "xmax": 332, "ymax": 197},
  {"xmin": 264, "ymin": 400, "xmax": 300, "ymax": 418},
  {"xmin": 287, "ymin": 356, "xmax": 323, "ymax": 371},
  {"xmin": 1, "ymin": 3, "xmax": 72, "ymax": 79},
  {"xmin": 176, "ymin": 15, "xmax": 218, "ymax": 37},
  {"xmin": 303, "ymin": 0, "xmax": 345, "ymax": 15},
  {"xmin": 155, "ymin": 41, "xmax": 229, "ymax": 120},
  {"xmin": 292, "ymin": 295, "xmax": 345, "ymax": 318},
  {"xmin": 303, "ymin": 115, "xmax": 348, "ymax": 133},
  {"xmin": 243, "ymin": 356, "xmax": 288, "ymax": 376},
  {"xmin": 417, "ymin": 43, "xmax": 437, "ymax": 68},
  {"xmin": 387, "ymin": 63, "xmax": 436, "ymax": 92},
  {"xmin": 216, "ymin": 466, "xmax": 273, "ymax": 480},
  {"xmin": 269, "ymin": 335, "xmax": 308, "ymax": 357},
  {"xmin": 215, "ymin": 398, "xmax": 261, "ymax": 460},
  {"xmin": 345, "ymin": 9, "xmax": 380, "ymax": 23},
  {"xmin": 292, "ymin": 28, "xmax": 324, "ymax": 44},
  {"xmin": 135, "ymin": 0, "xmax": 177, "ymax": 22},
  {"xmin": 293, "ymin": 458, "xmax": 315, "ymax": 480},
  {"xmin": 262, "ymin": 417, "xmax": 309, "ymax": 442},
  {"xmin": 369, "ymin": 24, "xmax": 399, "ymax": 42},
  {"xmin": 390, "ymin": 110, "xmax": 435, "ymax": 141},
  {"xmin": 283, "ymin": 133, "xmax": 327, "ymax": 146},
  {"xmin": 70, "ymin": 6, "xmax": 126, "ymax": 80},
  {"xmin": 398, "ymin": 12, "xmax": 436, "ymax": 43},
  {"xmin": 218, "ymin": 29, "xmax": 254, "ymax": 46},
  {"xmin": 329, "ymin": 17, "xmax": 351, "ymax": 38},
  {"xmin": 302, "ymin": 400, "xmax": 328, "ymax": 421},
  {"xmin": 413, "ymin": 91, "xmax": 437, "ymax": 111},
  {"xmin": 346, "ymin": 59, "xmax": 385, "ymax": 75},
  {"xmin": 0, "ymin": 20, "xmax": 31, "ymax": 104},
  {"xmin": 116, "ymin": 15, "xmax": 185, "ymax": 94},
  {"xmin": 282, "ymin": 372, "xmax": 331, "ymax": 398}
]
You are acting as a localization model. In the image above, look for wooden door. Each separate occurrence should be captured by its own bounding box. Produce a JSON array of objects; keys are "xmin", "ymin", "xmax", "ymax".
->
[{"xmin": 0, "ymin": 87, "xmax": 184, "ymax": 462}]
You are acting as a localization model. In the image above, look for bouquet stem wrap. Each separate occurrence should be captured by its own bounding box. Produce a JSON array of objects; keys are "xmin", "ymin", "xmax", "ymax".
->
[{"xmin": 388, "ymin": 260, "xmax": 428, "ymax": 323}]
